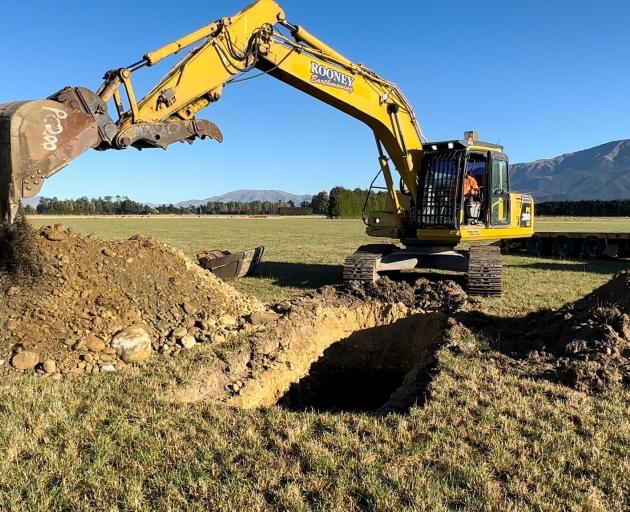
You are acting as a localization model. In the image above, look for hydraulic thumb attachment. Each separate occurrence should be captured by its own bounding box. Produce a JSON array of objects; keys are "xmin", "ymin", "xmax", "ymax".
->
[{"xmin": 0, "ymin": 87, "xmax": 222, "ymax": 225}]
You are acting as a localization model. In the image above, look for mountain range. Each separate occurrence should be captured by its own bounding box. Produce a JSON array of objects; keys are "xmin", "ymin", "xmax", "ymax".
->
[
  {"xmin": 174, "ymin": 190, "xmax": 313, "ymax": 207},
  {"xmin": 511, "ymin": 139, "xmax": 630, "ymax": 201},
  {"xmin": 22, "ymin": 190, "xmax": 313, "ymax": 208}
]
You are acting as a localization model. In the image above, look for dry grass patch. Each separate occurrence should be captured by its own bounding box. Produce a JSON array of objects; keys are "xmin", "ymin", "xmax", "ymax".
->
[{"xmin": 0, "ymin": 339, "xmax": 628, "ymax": 511}]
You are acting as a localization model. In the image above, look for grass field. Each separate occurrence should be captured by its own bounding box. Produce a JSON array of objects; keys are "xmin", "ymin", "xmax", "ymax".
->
[
  {"xmin": 29, "ymin": 215, "xmax": 630, "ymax": 311},
  {"xmin": 533, "ymin": 217, "xmax": 630, "ymax": 232},
  {"xmin": 0, "ymin": 216, "xmax": 627, "ymax": 510}
]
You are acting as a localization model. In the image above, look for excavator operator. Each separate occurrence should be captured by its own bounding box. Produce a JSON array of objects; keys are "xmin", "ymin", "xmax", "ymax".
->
[
  {"xmin": 463, "ymin": 169, "xmax": 481, "ymax": 224},
  {"xmin": 463, "ymin": 170, "xmax": 480, "ymax": 198}
]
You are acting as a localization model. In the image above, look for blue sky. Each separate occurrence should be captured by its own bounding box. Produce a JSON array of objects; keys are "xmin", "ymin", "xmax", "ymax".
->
[{"xmin": 2, "ymin": 0, "xmax": 629, "ymax": 202}]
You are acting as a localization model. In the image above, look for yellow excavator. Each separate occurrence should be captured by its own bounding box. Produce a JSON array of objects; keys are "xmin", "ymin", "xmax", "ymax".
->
[{"xmin": 0, "ymin": 0, "xmax": 534, "ymax": 295}]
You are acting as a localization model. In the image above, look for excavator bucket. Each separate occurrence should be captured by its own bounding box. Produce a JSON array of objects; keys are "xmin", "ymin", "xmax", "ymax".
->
[
  {"xmin": 0, "ymin": 99, "xmax": 100, "ymax": 225},
  {"xmin": 197, "ymin": 246, "xmax": 265, "ymax": 280}
]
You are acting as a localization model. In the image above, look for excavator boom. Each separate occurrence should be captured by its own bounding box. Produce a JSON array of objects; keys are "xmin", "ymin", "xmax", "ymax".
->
[
  {"xmin": 0, "ymin": 0, "xmax": 423, "ymax": 226},
  {"xmin": 0, "ymin": 0, "xmax": 535, "ymax": 296}
]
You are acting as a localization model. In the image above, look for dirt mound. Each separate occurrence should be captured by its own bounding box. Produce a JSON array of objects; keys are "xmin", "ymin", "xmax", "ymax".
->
[
  {"xmin": 575, "ymin": 269, "xmax": 630, "ymax": 313},
  {"xmin": 536, "ymin": 271, "xmax": 630, "ymax": 392},
  {"xmin": 459, "ymin": 271, "xmax": 630, "ymax": 393},
  {"xmin": 0, "ymin": 223, "xmax": 261, "ymax": 377},
  {"xmin": 346, "ymin": 276, "xmax": 472, "ymax": 313}
]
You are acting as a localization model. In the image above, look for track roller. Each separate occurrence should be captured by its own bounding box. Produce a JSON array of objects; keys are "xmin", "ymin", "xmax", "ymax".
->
[
  {"xmin": 343, "ymin": 244, "xmax": 396, "ymax": 283},
  {"xmin": 467, "ymin": 245, "xmax": 503, "ymax": 297}
]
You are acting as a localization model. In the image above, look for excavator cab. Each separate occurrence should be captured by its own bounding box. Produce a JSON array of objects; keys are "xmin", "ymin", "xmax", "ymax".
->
[
  {"xmin": 366, "ymin": 133, "xmax": 533, "ymax": 241},
  {"xmin": 416, "ymin": 138, "xmax": 509, "ymax": 231},
  {"xmin": 416, "ymin": 137, "xmax": 534, "ymax": 245}
]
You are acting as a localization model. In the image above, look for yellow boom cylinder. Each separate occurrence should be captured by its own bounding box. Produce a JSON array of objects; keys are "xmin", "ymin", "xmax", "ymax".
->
[
  {"xmin": 143, "ymin": 0, "xmax": 285, "ymax": 67},
  {"xmin": 144, "ymin": 22, "xmax": 220, "ymax": 66},
  {"xmin": 291, "ymin": 26, "xmax": 354, "ymax": 69}
]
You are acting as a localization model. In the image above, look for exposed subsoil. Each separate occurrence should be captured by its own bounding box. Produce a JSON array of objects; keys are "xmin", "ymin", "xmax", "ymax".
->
[
  {"xmin": 171, "ymin": 286, "xmax": 449, "ymax": 413},
  {"xmin": 276, "ymin": 314, "xmax": 444, "ymax": 414}
]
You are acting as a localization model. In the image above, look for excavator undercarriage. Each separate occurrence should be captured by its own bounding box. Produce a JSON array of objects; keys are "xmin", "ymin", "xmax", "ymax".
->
[{"xmin": 343, "ymin": 244, "xmax": 503, "ymax": 297}]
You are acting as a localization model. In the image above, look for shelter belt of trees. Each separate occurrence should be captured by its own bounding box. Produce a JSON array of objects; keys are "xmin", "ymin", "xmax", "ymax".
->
[
  {"xmin": 28, "ymin": 194, "xmax": 627, "ymax": 219},
  {"xmin": 29, "ymin": 188, "xmax": 389, "ymax": 218}
]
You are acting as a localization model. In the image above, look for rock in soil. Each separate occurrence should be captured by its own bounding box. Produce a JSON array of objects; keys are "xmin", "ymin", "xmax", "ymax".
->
[
  {"xmin": 248, "ymin": 310, "xmax": 279, "ymax": 325},
  {"xmin": 111, "ymin": 326, "xmax": 153, "ymax": 364},
  {"xmin": 43, "ymin": 359, "xmax": 57, "ymax": 374},
  {"xmin": 182, "ymin": 302, "xmax": 196, "ymax": 315},
  {"xmin": 180, "ymin": 335, "xmax": 197, "ymax": 350},
  {"xmin": 42, "ymin": 227, "xmax": 66, "ymax": 242},
  {"xmin": 11, "ymin": 351, "xmax": 39, "ymax": 370},
  {"xmin": 219, "ymin": 315, "xmax": 237, "ymax": 327},
  {"xmin": 86, "ymin": 335, "xmax": 106, "ymax": 353},
  {"xmin": 172, "ymin": 327, "xmax": 188, "ymax": 339}
]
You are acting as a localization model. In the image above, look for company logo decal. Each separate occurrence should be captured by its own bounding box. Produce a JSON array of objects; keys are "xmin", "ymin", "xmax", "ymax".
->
[
  {"xmin": 310, "ymin": 62, "xmax": 355, "ymax": 92},
  {"xmin": 520, "ymin": 204, "xmax": 532, "ymax": 227}
]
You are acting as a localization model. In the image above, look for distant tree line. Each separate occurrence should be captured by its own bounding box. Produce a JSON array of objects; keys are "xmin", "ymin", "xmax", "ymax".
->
[
  {"xmin": 25, "ymin": 187, "xmax": 389, "ymax": 219},
  {"xmin": 536, "ymin": 200, "xmax": 630, "ymax": 216},
  {"xmin": 33, "ymin": 196, "xmax": 154, "ymax": 216},
  {"xmin": 29, "ymin": 195, "xmax": 628, "ymax": 219},
  {"xmin": 28, "ymin": 196, "xmax": 314, "ymax": 216}
]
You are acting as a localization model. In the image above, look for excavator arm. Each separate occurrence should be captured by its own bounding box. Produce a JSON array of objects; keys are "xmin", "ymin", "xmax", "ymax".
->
[{"xmin": 0, "ymin": 0, "xmax": 425, "ymax": 226}]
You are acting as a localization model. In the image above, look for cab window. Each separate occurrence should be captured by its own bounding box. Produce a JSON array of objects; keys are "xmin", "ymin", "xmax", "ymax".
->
[{"xmin": 491, "ymin": 159, "xmax": 509, "ymax": 224}]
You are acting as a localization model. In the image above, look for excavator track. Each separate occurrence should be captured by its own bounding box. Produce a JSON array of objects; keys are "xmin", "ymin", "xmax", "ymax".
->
[
  {"xmin": 343, "ymin": 244, "xmax": 395, "ymax": 283},
  {"xmin": 467, "ymin": 245, "xmax": 503, "ymax": 296}
]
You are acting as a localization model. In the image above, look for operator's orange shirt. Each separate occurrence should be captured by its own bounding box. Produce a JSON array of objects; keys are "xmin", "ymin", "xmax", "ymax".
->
[{"xmin": 463, "ymin": 175, "xmax": 479, "ymax": 196}]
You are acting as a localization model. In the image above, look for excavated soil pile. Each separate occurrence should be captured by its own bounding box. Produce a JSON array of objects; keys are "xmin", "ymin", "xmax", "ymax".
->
[
  {"xmin": 173, "ymin": 283, "xmax": 462, "ymax": 413},
  {"xmin": 462, "ymin": 270, "xmax": 630, "ymax": 393},
  {"xmin": 530, "ymin": 270, "xmax": 630, "ymax": 392},
  {"xmin": 347, "ymin": 276, "xmax": 473, "ymax": 313},
  {"xmin": 0, "ymin": 223, "xmax": 261, "ymax": 377}
]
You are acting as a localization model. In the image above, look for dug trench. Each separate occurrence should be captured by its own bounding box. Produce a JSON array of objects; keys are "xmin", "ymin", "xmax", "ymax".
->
[
  {"xmin": 276, "ymin": 316, "xmax": 442, "ymax": 414},
  {"xmin": 170, "ymin": 270, "xmax": 630, "ymax": 411},
  {"xmin": 171, "ymin": 293, "xmax": 448, "ymax": 414}
]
